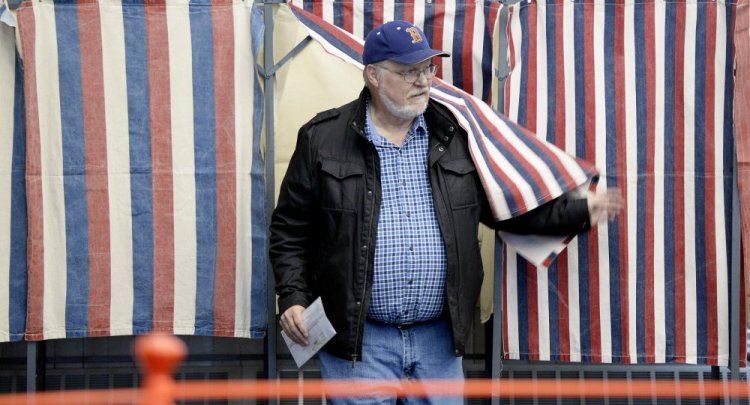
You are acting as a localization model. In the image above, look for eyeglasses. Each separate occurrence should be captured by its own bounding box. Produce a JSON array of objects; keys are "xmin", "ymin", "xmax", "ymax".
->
[{"xmin": 375, "ymin": 63, "xmax": 439, "ymax": 83}]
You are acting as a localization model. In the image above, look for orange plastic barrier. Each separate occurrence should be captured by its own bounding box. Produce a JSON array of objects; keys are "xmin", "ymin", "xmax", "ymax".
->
[{"xmin": 0, "ymin": 334, "xmax": 748, "ymax": 404}]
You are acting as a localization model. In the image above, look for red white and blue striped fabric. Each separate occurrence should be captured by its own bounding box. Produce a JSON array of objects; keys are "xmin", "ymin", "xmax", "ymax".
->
[
  {"xmin": 503, "ymin": 0, "xmax": 744, "ymax": 365},
  {"xmin": 15, "ymin": 0, "xmax": 267, "ymax": 340},
  {"xmin": 288, "ymin": 0, "xmax": 501, "ymax": 104},
  {"xmin": 0, "ymin": 12, "xmax": 27, "ymax": 343},
  {"xmin": 290, "ymin": 4, "xmax": 596, "ymax": 223}
]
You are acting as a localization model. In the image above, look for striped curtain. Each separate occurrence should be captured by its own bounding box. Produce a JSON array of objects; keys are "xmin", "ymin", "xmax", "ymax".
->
[
  {"xmin": 15, "ymin": 0, "xmax": 267, "ymax": 340},
  {"xmin": 502, "ymin": 0, "xmax": 743, "ymax": 365},
  {"xmin": 288, "ymin": 0, "xmax": 500, "ymax": 103},
  {"xmin": 0, "ymin": 11, "xmax": 27, "ymax": 343}
]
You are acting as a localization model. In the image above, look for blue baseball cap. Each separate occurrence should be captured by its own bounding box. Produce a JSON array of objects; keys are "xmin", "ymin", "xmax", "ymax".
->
[{"xmin": 363, "ymin": 21, "xmax": 450, "ymax": 65}]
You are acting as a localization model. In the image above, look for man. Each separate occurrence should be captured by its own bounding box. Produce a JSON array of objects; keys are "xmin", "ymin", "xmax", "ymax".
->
[{"xmin": 270, "ymin": 20, "xmax": 622, "ymax": 404}]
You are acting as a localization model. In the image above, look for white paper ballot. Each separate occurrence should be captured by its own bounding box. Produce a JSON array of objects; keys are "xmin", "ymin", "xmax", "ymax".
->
[
  {"xmin": 498, "ymin": 231, "xmax": 568, "ymax": 267},
  {"xmin": 281, "ymin": 297, "xmax": 337, "ymax": 368}
]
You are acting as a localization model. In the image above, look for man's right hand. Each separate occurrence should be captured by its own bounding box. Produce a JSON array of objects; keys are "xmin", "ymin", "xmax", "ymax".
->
[{"xmin": 280, "ymin": 305, "xmax": 309, "ymax": 346}]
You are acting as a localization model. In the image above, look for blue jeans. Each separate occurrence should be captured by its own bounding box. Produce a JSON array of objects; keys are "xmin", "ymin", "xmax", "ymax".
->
[{"xmin": 318, "ymin": 317, "xmax": 464, "ymax": 405}]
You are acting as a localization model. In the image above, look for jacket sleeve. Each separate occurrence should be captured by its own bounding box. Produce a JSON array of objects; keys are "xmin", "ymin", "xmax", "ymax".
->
[
  {"xmin": 494, "ymin": 192, "xmax": 591, "ymax": 236},
  {"xmin": 269, "ymin": 126, "xmax": 317, "ymax": 314}
]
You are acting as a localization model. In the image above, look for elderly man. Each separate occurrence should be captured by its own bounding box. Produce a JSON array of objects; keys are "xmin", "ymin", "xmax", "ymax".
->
[{"xmin": 270, "ymin": 20, "xmax": 622, "ymax": 404}]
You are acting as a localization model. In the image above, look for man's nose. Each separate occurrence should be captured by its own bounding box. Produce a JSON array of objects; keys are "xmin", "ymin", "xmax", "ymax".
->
[{"xmin": 413, "ymin": 70, "xmax": 430, "ymax": 86}]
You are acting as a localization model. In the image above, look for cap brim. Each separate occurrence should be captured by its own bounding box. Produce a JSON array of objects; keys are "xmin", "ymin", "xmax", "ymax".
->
[{"xmin": 389, "ymin": 49, "xmax": 450, "ymax": 65}]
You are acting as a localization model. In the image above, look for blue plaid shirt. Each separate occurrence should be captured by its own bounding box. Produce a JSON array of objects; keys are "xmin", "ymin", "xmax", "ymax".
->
[{"xmin": 365, "ymin": 104, "xmax": 448, "ymax": 324}]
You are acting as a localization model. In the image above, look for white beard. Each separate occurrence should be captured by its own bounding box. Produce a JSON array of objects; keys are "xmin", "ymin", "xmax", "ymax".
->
[{"xmin": 378, "ymin": 87, "xmax": 429, "ymax": 120}]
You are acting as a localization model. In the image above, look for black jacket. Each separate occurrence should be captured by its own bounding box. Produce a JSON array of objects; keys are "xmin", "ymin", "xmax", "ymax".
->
[{"xmin": 270, "ymin": 89, "xmax": 591, "ymax": 362}]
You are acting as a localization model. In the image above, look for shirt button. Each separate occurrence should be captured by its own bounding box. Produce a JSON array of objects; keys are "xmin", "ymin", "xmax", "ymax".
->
[
  {"xmin": 438, "ymin": 146, "xmax": 445, "ymax": 152},
  {"xmin": 405, "ymin": 212, "xmax": 411, "ymax": 218},
  {"xmin": 361, "ymin": 244, "xmax": 367, "ymax": 250},
  {"xmin": 448, "ymin": 126, "xmax": 455, "ymax": 132},
  {"xmin": 408, "ymin": 279, "xmax": 413, "ymax": 284},
  {"xmin": 409, "ymin": 246, "xmax": 414, "ymax": 251},
  {"xmin": 367, "ymin": 190, "xmax": 373, "ymax": 197},
  {"xmin": 356, "ymin": 301, "xmax": 361, "ymax": 306}
]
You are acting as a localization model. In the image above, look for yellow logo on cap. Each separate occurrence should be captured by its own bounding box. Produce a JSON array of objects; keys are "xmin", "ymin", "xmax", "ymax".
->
[{"xmin": 405, "ymin": 27, "xmax": 423, "ymax": 44}]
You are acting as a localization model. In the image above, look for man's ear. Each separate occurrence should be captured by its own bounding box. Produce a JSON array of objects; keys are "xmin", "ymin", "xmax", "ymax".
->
[{"xmin": 365, "ymin": 65, "xmax": 380, "ymax": 88}]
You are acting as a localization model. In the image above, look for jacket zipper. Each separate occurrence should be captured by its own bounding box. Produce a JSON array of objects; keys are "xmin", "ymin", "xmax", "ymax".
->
[{"xmin": 352, "ymin": 147, "xmax": 378, "ymax": 368}]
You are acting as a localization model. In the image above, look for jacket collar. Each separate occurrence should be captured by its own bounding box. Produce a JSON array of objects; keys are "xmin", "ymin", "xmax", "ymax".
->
[{"xmin": 349, "ymin": 88, "xmax": 370, "ymax": 138}]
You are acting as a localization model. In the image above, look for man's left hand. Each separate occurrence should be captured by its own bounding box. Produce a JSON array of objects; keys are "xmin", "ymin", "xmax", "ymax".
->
[{"xmin": 587, "ymin": 189, "xmax": 625, "ymax": 225}]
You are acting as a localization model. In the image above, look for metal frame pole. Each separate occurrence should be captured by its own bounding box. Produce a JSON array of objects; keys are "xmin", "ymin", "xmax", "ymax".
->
[
  {"xmin": 496, "ymin": 3, "xmax": 510, "ymax": 119},
  {"xmin": 257, "ymin": 4, "xmax": 313, "ymax": 403},
  {"xmin": 259, "ymin": 0, "xmax": 312, "ymax": 386},
  {"xmin": 492, "ymin": 239, "xmax": 504, "ymax": 405},
  {"xmin": 729, "ymin": 145, "xmax": 742, "ymax": 404},
  {"xmin": 262, "ymin": 0, "xmax": 279, "ymax": 399},
  {"xmin": 26, "ymin": 341, "xmax": 45, "ymax": 392},
  {"xmin": 492, "ymin": 3, "xmax": 511, "ymax": 405}
]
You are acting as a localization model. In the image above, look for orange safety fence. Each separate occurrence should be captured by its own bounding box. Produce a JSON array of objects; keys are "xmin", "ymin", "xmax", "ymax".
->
[
  {"xmin": 0, "ymin": 334, "xmax": 749, "ymax": 404},
  {"xmin": 3, "ymin": 378, "xmax": 750, "ymax": 405}
]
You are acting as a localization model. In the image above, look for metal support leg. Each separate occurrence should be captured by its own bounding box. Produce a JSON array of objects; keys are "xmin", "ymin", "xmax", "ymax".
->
[
  {"xmin": 710, "ymin": 366, "xmax": 722, "ymax": 405},
  {"xmin": 729, "ymin": 149, "xmax": 741, "ymax": 405},
  {"xmin": 26, "ymin": 341, "xmax": 45, "ymax": 393},
  {"xmin": 492, "ymin": 239, "xmax": 505, "ymax": 405},
  {"xmin": 260, "ymin": 1, "xmax": 281, "ymax": 404},
  {"xmin": 491, "ymin": 6, "xmax": 511, "ymax": 404}
]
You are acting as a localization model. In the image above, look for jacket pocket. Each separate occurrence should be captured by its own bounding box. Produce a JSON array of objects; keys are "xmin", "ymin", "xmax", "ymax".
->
[
  {"xmin": 320, "ymin": 159, "xmax": 364, "ymax": 212},
  {"xmin": 438, "ymin": 158, "xmax": 479, "ymax": 209}
]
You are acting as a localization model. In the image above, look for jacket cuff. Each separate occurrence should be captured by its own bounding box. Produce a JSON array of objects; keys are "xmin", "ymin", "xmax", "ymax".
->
[
  {"xmin": 571, "ymin": 198, "xmax": 591, "ymax": 232},
  {"xmin": 278, "ymin": 292, "xmax": 312, "ymax": 315}
]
